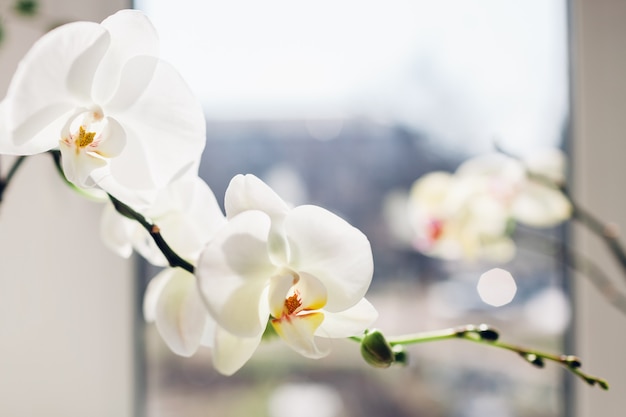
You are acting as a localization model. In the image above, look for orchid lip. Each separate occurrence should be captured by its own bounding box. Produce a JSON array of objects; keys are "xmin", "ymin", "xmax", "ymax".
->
[{"xmin": 60, "ymin": 106, "xmax": 109, "ymax": 156}]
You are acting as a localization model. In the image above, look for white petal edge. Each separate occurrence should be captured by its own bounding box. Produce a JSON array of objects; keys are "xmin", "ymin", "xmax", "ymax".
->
[
  {"xmin": 212, "ymin": 326, "xmax": 263, "ymax": 376},
  {"xmin": 110, "ymin": 58, "xmax": 206, "ymax": 191},
  {"xmin": 196, "ymin": 210, "xmax": 275, "ymax": 337},
  {"xmin": 315, "ymin": 298, "xmax": 378, "ymax": 338},
  {"xmin": 150, "ymin": 268, "xmax": 207, "ymax": 357},
  {"xmin": 272, "ymin": 312, "xmax": 328, "ymax": 359},
  {"xmin": 100, "ymin": 202, "xmax": 134, "ymax": 259},
  {"xmin": 92, "ymin": 9, "xmax": 159, "ymax": 104},
  {"xmin": 224, "ymin": 174, "xmax": 291, "ymax": 219},
  {"xmin": 284, "ymin": 205, "xmax": 374, "ymax": 312},
  {"xmin": 6, "ymin": 21, "xmax": 108, "ymax": 139}
]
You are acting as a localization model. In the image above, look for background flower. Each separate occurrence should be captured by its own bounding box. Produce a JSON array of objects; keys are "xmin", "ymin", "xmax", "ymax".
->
[{"xmin": 406, "ymin": 149, "xmax": 571, "ymax": 262}]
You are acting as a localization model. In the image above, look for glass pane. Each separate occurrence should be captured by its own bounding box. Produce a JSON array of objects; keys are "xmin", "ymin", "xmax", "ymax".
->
[{"xmin": 135, "ymin": 1, "xmax": 570, "ymax": 416}]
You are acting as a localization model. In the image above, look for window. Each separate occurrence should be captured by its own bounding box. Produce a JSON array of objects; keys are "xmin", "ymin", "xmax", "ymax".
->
[{"xmin": 135, "ymin": 1, "xmax": 571, "ymax": 416}]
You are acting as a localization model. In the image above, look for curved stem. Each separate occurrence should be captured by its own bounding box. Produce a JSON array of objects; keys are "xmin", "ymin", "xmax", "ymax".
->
[
  {"xmin": 47, "ymin": 150, "xmax": 194, "ymax": 274},
  {"xmin": 353, "ymin": 324, "xmax": 608, "ymax": 390},
  {"xmin": 516, "ymin": 228, "xmax": 626, "ymax": 316},
  {"xmin": 107, "ymin": 194, "xmax": 195, "ymax": 274},
  {"xmin": 495, "ymin": 145, "xmax": 626, "ymax": 284},
  {"xmin": 564, "ymin": 185, "xmax": 626, "ymax": 277},
  {"xmin": 0, "ymin": 155, "xmax": 27, "ymax": 202}
]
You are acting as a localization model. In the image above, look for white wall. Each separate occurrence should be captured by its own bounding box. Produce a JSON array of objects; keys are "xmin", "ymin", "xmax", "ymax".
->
[
  {"xmin": 571, "ymin": 0, "xmax": 626, "ymax": 416},
  {"xmin": 0, "ymin": 1, "xmax": 135, "ymax": 416}
]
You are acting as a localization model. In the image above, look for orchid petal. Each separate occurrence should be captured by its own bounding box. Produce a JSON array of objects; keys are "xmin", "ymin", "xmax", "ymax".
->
[
  {"xmin": 92, "ymin": 116, "xmax": 126, "ymax": 158},
  {"xmin": 225, "ymin": 174, "xmax": 292, "ymax": 263},
  {"xmin": 100, "ymin": 202, "xmax": 135, "ymax": 259},
  {"xmin": 197, "ymin": 210, "xmax": 275, "ymax": 337},
  {"xmin": 271, "ymin": 312, "xmax": 327, "ymax": 359},
  {"xmin": 90, "ymin": 172, "xmax": 157, "ymax": 210},
  {"xmin": 11, "ymin": 107, "xmax": 75, "ymax": 155},
  {"xmin": 128, "ymin": 177, "xmax": 225, "ymax": 266},
  {"xmin": 523, "ymin": 148, "xmax": 567, "ymax": 185},
  {"xmin": 148, "ymin": 268, "xmax": 207, "ymax": 357},
  {"xmin": 103, "ymin": 55, "xmax": 159, "ymax": 113},
  {"xmin": 292, "ymin": 272, "xmax": 327, "ymax": 311},
  {"xmin": 200, "ymin": 317, "xmax": 217, "ymax": 348},
  {"xmin": 456, "ymin": 153, "xmax": 524, "ymax": 183},
  {"xmin": 315, "ymin": 298, "xmax": 378, "ymax": 338},
  {"xmin": 212, "ymin": 326, "xmax": 263, "ymax": 376},
  {"xmin": 284, "ymin": 205, "xmax": 373, "ymax": 312},
  {"xmin": 154, "ymin": 177, "xmax": 227, "ymax": 262},
  {"xmin": 225, "ymin": 174, "xmax": 291, "ymax": 219},
  {"xmin": 143, "ymin": 267, "xmax": 172, "ymax": 323},
  {"xmin": 92, "ymin": 9, "xmax": 159, "ymax": 104},
  {"xmin": 5, "ymin": 21, "xmax": 108, "ymax": 143},
  {"xmin": 109, "ymin": 58, "xmax": 205, "ymax": 191},
  {"xmin": 512, "ymin": 182, "xmax": 571, "ymax": 227},
  {"xmin": 59, "ymin": 140, "xmax": 107, "ymax": 188},
  {"xmin": 268, "ymin": 272, "xmax": 327, "ymax": 319}
]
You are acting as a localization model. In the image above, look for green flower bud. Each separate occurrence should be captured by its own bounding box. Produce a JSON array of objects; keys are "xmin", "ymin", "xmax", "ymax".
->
[
  {"xmin": 15, "ymin": 0, "xmax": 39, "ymax": 16},
  {"xmin": 360, "ymin": 329, "xmax": 394, "ymax": 368},
  {"xmin": 392, "ymin": 345, "xmax": 409, "ymax": 366}
]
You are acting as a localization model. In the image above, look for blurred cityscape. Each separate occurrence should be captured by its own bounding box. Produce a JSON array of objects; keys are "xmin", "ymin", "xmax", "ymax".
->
[{"xmin": 141, "ymin": 118, "xmax": 568, "ymax": 417}]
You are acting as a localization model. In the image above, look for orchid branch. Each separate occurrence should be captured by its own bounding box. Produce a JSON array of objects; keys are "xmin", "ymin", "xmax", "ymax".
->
[
  {"xmin": 0, "ymin": 155, "xmax": 27, "ymax": 202},
  {"xmin": 353, "ymin": 324, "xmax": 609, "ymax": 390},
  {"xmin": 497, "ymin": 145, "xmax": 626, "ymax": 285},
  {"xmin": 47, "ymin": 150, "xmax": 194, "ymax": 274},
  {"xmin": 106, "ymin": 193, "xmax": 195, "ymax": 274},
  {"xmin": 528, "ymin": 169, "xmax": 626, "ymax": 284},
  {"xmin": 515, "ymin": 228, "xmax": 626, "ymax": 316},
  {"xmin": 562, "ymin": 185, "xmax": 626, "ymax": 278}
]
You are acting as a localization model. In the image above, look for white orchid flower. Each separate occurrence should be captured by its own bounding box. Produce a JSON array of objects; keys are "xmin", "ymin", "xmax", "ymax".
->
[
  {"xmin": 104, "ymin": 175, "xmax": 225, "ymax": 357},
  {"xmin": 0, "ymin": 10, "xmax": 206, "ymax": 207},
  {"xmin": 196, "ymin": 174, "xmax": 377, "ymax": 375}
]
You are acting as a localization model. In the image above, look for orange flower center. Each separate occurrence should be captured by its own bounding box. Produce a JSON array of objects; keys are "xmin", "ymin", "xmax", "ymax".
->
[{"xmin": 283, "ymin": 292, "xmax": 302, "ymax": 316}]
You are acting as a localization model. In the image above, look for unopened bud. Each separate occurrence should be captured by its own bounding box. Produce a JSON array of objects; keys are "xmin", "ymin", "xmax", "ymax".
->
[
  {"xmin": 360, "ymin": 329, "xmax": 394, "ymax": 368},
  {"xmin": 392, "ymin": 345, "xmax": 409, "ymax": 366}
]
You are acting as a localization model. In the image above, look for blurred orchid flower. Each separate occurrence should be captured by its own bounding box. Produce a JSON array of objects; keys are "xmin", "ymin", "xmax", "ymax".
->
[
  {"xmin": 105, "ymin": 175, "xmax": 225, "ymax": 357},
  {"xmin": 0, "ymin": 9, "xmax": 206, "ymax": 207},
  {"xmin": 456, "ymin": 150, "xmax": 571, "ymax": 227},
  {"xmin": 408, "ymin": 171, "xmax": 515, "ymax": 261},
  {"xmin": 407, "ymin": 149, "xmax": 571, "ymax": 262},
  {"xmin": 197, "ymin": 174, "xmax": 377, "ymax": 375}
]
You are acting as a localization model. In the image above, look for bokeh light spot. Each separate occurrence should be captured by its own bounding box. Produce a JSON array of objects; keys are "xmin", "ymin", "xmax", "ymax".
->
[{"xmin": 477, "ymin": 268, "xmax": 517, "ymax": 307}]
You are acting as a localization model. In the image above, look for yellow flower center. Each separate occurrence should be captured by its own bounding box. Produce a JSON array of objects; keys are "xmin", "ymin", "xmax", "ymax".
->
[{"xmin": 76, "ymin": 126, "xmax": 97, "ymax": 148}]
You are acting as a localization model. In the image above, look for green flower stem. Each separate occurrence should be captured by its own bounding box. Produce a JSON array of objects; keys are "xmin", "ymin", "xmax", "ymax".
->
[
  {"xmin": 47, "ymin": 150, "xmax": 194, "ymax": 274},
  {"xmin": 0, "ymin": 155, "xmax": 27, "ymax": 202},
  {"xmin": 353, "ymin": 324, "xmax": 608, "ymax": 390}
]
